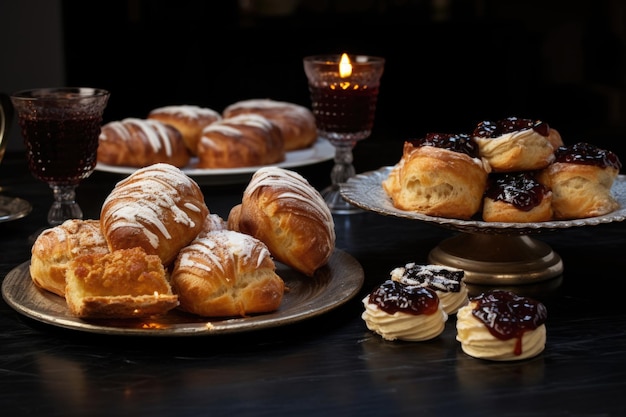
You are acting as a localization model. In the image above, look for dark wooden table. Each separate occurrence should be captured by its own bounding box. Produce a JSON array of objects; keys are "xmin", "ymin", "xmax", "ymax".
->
[{"xmin": 1, "ymin": 137, "xmax": 626, "ymax": 417}]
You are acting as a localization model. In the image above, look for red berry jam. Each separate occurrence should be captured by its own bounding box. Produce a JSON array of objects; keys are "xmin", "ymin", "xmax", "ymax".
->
[
  {"xmin": 554, "ymin": 142, "xmax": 622, "ymax": 170},
  {"xmin": 471, "ymin": 290, "xmax": 547, "ymax": 355},
  {"xmin": 368, "ymin": 280, "xmax": 440, "ymax": 316},
  {"xmin": 484, "ymin": 172, "xmax": 551, "ymax": 211},
  {"xmin": 473, "ymin": 117, "xmax": 550, "ymax": 138},
  {"xmin": 410, "ymin": 132, "xmax": 480, "ymax": 159}
]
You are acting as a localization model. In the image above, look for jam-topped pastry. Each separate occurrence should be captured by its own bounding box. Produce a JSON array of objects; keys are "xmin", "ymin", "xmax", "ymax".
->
[
  {"xmin": 472, "ymin": 116, "xmax": 561, "ymax": 172},
  {"xmin": 382, "ymin": 136, "xmax": 490, "ymax": 219},
  {"xmin": 482, "ymin": 172, "xmax": 553, "ymax": 222},
  {"xmin": 456, "ymin": 289, "xmax": 547, "ymax": 361},
  {"xmin": 553, "ymin": 142, "xmax": 622, "ymax": 170},
  {"xmin": 410, "ymin": 132, "xmax": 480, "ymax": 159},
  {"xmin": 390, "ymin": 263, "xmax": 469, "ymax": 314},
  {"xmin": 362, "ymin": 279, "xmax": 448, "ymax": 341},
  {"xmin": 538, "ymin": 142, "xmax": 621, "ymax": 219}
]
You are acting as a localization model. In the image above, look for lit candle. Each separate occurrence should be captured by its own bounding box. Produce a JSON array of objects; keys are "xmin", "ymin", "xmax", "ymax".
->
[{"xmin": 303, "ymin": 53, "xmax": 385, "ymax": 141}]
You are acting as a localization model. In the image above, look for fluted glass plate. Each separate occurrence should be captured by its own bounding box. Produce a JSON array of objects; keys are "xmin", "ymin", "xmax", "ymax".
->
[
  {"xmin": 341, "ymin": 167, "xmax": 626, "ymax": 235},
  {"xmin": 95, "ymin": 138, "xmax": 334, "ymax": 185},
  {"xmin": 1, "ymin": 249, "xmax": 363, "ymax": 336}
]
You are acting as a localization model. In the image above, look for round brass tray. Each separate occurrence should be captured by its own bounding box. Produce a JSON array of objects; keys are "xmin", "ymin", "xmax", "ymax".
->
[{"xmin": 340, "ymin": 167, "xmax": 626, "ymax": 285}]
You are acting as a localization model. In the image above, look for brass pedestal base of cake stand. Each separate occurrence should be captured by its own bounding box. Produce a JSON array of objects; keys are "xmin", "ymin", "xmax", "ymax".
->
[{"xmin": 427, "ymin": 233, "xmax": 563, "ymax": 288}]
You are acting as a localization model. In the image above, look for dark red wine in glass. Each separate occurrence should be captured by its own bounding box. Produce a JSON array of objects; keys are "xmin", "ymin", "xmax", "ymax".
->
[{"xmin": 11, "ymin": 88, "xmax": 109, "ymax": 235}]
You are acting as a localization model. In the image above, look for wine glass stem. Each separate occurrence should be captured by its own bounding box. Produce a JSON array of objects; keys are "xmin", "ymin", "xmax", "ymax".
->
[
  {"xmin": 48, "ymin": 184, "xmax": 83, "ymax": 226},
  {"xmin": 330, "ymin": 144, "xmax": 356, "ymax": 190}
]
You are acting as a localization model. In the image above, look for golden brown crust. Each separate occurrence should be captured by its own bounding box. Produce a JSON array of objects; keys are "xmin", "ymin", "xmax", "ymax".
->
[
  {"xmin": 170, "ymin": 230, "xmax": 285, "ymax": 317},
  {"xmin": 382, "ymin": 142, "xmax": 489, "ymax": 219},
  {"xmin": 474, "ymin": 128, "xmax": 555, "ymax": 172},
  {"xmin": 97, "ymin": 118, "xmax": 191, "ymax": 168},
  {"xmin": 30, "ymin": 219, "xmax": 109, "ymax": 297},
  {"xmin": 223, "ymin": 98, "xmax": 317, "ymax": 151},
  {"xmin": 65, "ymin": 247, "xmax": 179, "ymax": 319},
  {"xmin": 196, "ymin": 114, "xmax": 285, "ymax": 168},
  {"xmin": 482, "ymin": 195, "xmax": 553, "ymax": 222},
  {"xmin": 148, "ymin": 105, "xmax": 222, "ymax": 155},
  {"xmin": 100, "ymin": 163, "xmax": 209, "ymax": 266},
  {"xmin": 228, "ymin": 167, "xmax": 335, "ymax": 276},
  {"xmin": 538, "ymin": 162, "xmax": 619, "ymax": 219}
]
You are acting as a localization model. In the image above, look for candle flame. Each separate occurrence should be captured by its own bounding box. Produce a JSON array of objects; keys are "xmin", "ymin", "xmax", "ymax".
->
[{"xmin": 339, "ymin": 53, "xmax": 352, "ymax": 78}]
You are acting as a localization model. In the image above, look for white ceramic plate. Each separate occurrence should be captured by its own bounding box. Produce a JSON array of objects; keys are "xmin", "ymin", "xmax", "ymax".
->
[
  {"xmin": 341, "ymin": 167, "xmax": 626, "ymax": 234},
  {"xmin": 1, "ymin": 249, "xmax": 363, "ymax": 337},
  {"xmin": 95, "ymin": 138, "xmax": 335, "ymax": 185}
]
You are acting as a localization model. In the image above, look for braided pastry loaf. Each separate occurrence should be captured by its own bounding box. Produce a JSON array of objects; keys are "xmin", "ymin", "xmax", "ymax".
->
[{"xmin": 100, "ymin": 163, "xmax": 209, "ymax": 266}]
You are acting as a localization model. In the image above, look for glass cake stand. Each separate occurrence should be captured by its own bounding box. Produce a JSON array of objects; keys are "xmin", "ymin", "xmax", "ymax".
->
[{"xmin": 340, "ymin": 166, "xmax": 626, "ymax": 287}]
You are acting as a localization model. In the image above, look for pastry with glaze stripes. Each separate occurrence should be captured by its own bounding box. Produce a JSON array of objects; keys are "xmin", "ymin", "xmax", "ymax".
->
[
  {"xmin": 196, "ymin": 114, "xmax": 285, "ymax": 168},
  {"xmin": 148, "ymin": 105, "xmax": 222, "ymax": 155},
  {"xmin": 97, "ymin": 118, "xmax": 191, "ymax": 168},
  {"xmin": 223, "ymin": 98, "xmax": 317, "ymax": 151},
  {"xmin": 100, "ymin": 163, "xmax": 209, "ymax": 266},
  {"xmin": 228, "ymin": 166, "xmax": 335, "ymax": 276},
  {"xmin": 170, "ymin": 230, "xmax": 284, "ymax": 317}
]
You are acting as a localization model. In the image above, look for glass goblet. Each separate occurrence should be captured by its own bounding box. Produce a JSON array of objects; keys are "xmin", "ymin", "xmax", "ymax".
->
[
  {"xmin": 0, "ymin": 93, "xmax": 32, "ymax": 222},
  {"xmin": 304, "ymin": 54, "xmax": 384, "ymax": 214},
  {"xmin": 10, "ymin": 87, "xmax": 109, "ymax": 229}
]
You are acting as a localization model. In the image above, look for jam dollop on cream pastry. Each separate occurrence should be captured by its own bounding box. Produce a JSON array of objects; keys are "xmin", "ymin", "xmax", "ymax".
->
[
  {"xmin": 362, "ymin": 279, "xmax": 448, "ymax": 341},
  {"xmin": 390, "ymin": 263, "xmax": 468, "ymax": 314},
  {"xmin": 472, "ymin": 117, "xmax": 561, "ymax": 172},
  {"xmin": 538, "ymin": 142, "xmax": 622, "ymax": 219},
  {"xmin": 482, "ymin": 171, "xmax": 553, "ymax": 223},
  {"xmin": 382, "ymin": 133, "xmax": 490, "ymax": 219},
  {"xmin": 456, "ymin": 290, "xmax": 547, "ymax": 361}
]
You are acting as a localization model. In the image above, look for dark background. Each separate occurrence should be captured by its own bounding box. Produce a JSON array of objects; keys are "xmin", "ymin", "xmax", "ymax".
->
[{"xmin": 3, "ymin": 0, "xmax": 626, "ymax": 161}]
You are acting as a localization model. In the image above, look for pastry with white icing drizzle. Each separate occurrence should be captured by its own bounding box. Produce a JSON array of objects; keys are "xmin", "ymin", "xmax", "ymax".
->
[
  {"xmin": 228, "ymin": 166, "xmax": 335, "ymax": 276},
  {"xmin": 148, "ymin": 105, "xmax": 222, "ymax": 155},
  {"xmin": 97, "ymin": 118, "xmax": 191, "ymax": 168},
  {"xmin": 196, "ymin": 113, "xmax": 285, "ymax": 168},
  {"xmin": 170, "ymin": 229, "xmax": 284, "ymax": 317},
  {"xmin": 100, "ymin": 163, "xmax": 209, "ymax": 266},
  {"xmin": 223, "ymin": 98, "xmax": 317, "ymax": 151}
]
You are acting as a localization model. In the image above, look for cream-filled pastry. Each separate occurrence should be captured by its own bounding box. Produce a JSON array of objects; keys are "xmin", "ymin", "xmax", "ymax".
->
[
  {"xmin": 362, "ymin": 279, "xmax": 448, "ymax": 342},
  {"xmin": 390, "ymin": 263, "xmax": 469, "ymax": 314},
  {"xmin": 472, "ymin": 117, "xmax": 557, "ymax": 172},
  {"xmin": 456, "ymin": 290, "xmax": 547, "ymax": 361}
]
